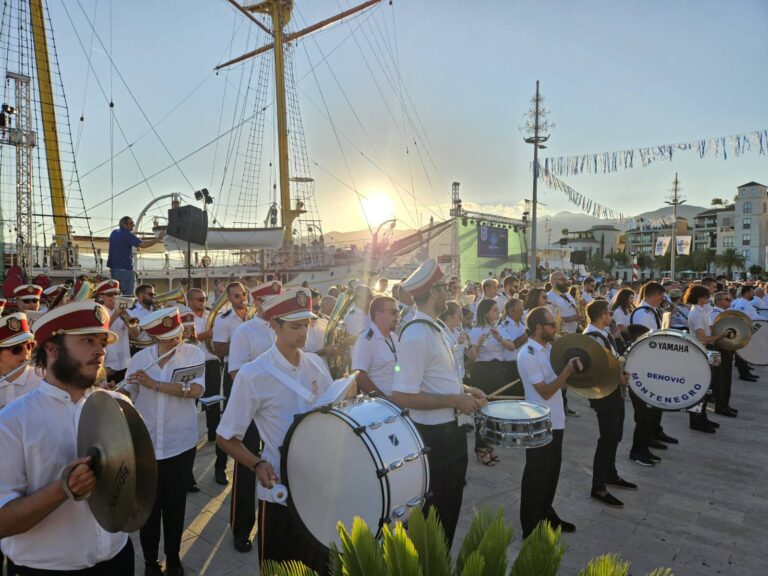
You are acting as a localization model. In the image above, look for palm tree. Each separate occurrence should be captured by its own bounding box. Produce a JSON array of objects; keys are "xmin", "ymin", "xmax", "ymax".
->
[{"xmin": 715, "ymin": 248, "xmax": 746, "ymax": 279}]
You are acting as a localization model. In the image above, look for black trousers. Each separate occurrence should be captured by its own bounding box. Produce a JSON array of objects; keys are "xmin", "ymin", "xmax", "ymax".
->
[
  {"xmin": 629, "ymin": 389, "xmax": 655, "ymax": 454},
  {"xmin": 415, "ymin": 421, "xmax": 468, "ymax": 548},
  {"xmin": 230, "ymin": 421, "xmax": 261, "ymax": 540},
  {"xmin": 471, "ymin": 360, "xmax": 508, "ymax": 450},
  {"xmin": 139, "ymin": 447, "xmax": 195, "ymax": 567},
  {"xmin": 203, "ymin": 359, "xmax": 222, "ymax": 440},
  {"xmin": 13, "ymin": 539, "xmax": 133, "ymax": 576},
  {"xmin": 735, "ymin": 354, "xmax": 753, "ymax": 377},
  {"xmin": 589, "ymin": 389, "xmax": 624, "ymax": 491},
  {"xmin": 257, "ymin": 501, "xmax": 329, "ymax": 575},
  {"xmin": 215, "ymin": 365, "xmax": 235, "ymax": 469},
  {"xmin": 718, "ymin": 350, "xmax": 734, "ymax": 409},
  {"xmin": 520, "ymin": 429, "xmax": 564, "ymax": 539}
]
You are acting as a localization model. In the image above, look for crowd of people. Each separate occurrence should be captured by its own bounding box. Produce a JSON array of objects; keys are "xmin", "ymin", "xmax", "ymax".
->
[{"xmin": 0, "ymin": 250, "xmax": 763, "ymax": 575}]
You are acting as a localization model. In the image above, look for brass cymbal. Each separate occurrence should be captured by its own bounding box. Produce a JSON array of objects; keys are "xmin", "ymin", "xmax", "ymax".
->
[
  {"xmin": 77, "ymin": 390, "xmax": 157, "ymax": 533},
  {"xmin": 550, "ymin": 334, "xmax": 619, "ymax": 399},
  {"xmin": 712, "ymin": 310, "xmax": 753, "ymax": 351}
]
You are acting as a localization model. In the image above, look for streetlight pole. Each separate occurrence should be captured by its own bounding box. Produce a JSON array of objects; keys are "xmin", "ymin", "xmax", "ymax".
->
[
  {"xmin": 665, "ymin": 173, "xmax": 685, "ymax": 281},
  {"xmin": 523, "ymin": 80, "xmax": 552, "ymax": 282}
]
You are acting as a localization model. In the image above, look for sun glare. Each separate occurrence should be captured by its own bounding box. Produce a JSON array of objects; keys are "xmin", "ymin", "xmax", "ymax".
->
[{"xmin": 361, "ymin": 192, "xmax": 396, "ymax": 226}]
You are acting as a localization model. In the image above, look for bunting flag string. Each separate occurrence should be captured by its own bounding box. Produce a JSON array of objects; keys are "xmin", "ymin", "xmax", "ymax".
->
[
  {"xmin": 539, "ymin": 170, "xmax": 677, "ymax": 231},
  {"xmin": 536, "ymin": 129, "xmax": 768, "ymax": 178}
]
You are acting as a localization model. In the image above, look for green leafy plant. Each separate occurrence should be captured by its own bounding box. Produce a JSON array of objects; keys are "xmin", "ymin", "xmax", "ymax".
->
[
  {"xmin": 509, "ymin": 520, "xmax": 565, "ymax": 576},
  {"xmin": 578, "ymin": 554, "xmax": 630, "ymax": 576}
]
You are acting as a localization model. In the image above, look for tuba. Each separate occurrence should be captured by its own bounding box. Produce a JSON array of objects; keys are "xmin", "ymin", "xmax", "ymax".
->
[
  {"xmin": 153, "ymin": 286, "xmax": 185, "ymax": 307},
  {"xmin": 205, "ymin": 291, "xmax": 230, "ymax": 355},
  {"xmin": 322, "ymin": 290, "xmax": 356, "ymax": 379}
]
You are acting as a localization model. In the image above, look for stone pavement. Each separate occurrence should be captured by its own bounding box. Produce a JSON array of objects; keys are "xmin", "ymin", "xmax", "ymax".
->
[{"xmin": 133, "ymin": 368, "xmax": 768, "ymax": 576}]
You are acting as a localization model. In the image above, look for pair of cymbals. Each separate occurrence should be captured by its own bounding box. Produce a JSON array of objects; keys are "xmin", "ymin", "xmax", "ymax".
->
[
  {"xmin": 77, "ymin": 391, "xmax": 157, "ymax": 533},
  {"xmin": 712, "ymin": 310, "xmax": 753, "ymax": 351},
  {"xmin": 550, "ymin": 334, "xmax": 621, "ymax": 400}
]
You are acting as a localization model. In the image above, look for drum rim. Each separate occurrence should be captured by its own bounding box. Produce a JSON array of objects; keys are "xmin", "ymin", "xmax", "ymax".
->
[
  {"xmin": 479, "ymin": 399, "xmax": 551, "ymax": 419},
  {"xmin": 625, "ymin": 330, "xmax": 711, "ymax": 410}
]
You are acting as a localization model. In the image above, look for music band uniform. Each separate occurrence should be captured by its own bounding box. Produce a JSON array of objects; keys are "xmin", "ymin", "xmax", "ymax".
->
[
  {"xmin": 351, "ymin": 323, "xmax": 398, "ymax": 396},
  {"xmin": 709, "ymin": 305, "xmax": 734, "ymax": 410},
  {"xmin": 190, "ymin": 306, "xmax": 222, "ymax": 441},
  {"xmin": 518, "ymin": 339, "xmax": 567, "ymax": 538}
]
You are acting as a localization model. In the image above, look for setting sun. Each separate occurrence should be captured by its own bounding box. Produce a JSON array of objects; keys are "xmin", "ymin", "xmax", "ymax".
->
[{"xmin": 361, "ymin": 191, "xmax": 396, "ymax": 226}]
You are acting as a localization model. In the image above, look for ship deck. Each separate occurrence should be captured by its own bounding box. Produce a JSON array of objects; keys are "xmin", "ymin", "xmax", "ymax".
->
[{"xmin": 114, "ymin": 368, "xmax": 768, "ymax": 575}]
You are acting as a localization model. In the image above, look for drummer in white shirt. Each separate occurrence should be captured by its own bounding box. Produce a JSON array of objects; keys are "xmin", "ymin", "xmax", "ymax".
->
[
  {"xmin": 0, "ymin": 314, "xmax": 41, "ymax": 411},
  {"xmin": 351, "ymin": 296, "xmax": 398, "ymax": 397},
  {"xmin": 518, "ymin": 306, "xmax": 579, "ymax": 539},
  {"xmin": 125, "ymin": 308, "xmax": 204, "ymax": 576},
  {"xmin": 0, "ymin": 301, "xmax": 132, "ymax": 574},
  {"xmin": 732, "ymin": 284, "xmax": 761, "ymax": 321},
  {"xmin": 217, "ymin": 288, "xmax": 332, "ymax": 572}
]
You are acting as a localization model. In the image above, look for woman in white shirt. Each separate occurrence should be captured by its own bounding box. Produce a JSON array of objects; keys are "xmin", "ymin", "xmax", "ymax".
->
[
  {"xmin": 469, "ymin": 298, "xmax": 516, "ymax": 465},
  {"xmin": 610, "ymin": 288, "xmax": 634, "ymax": 352},
  {"xmin": 439, "ymin": 301, "xmax": 469, "ymax": 384},
  {"xmin": 125, "ymin": 308, "xmax": 204, "ymax": 576},
  {"xmin": 684, "ymin": 284, "xmax": 727, "ymax": 434}
]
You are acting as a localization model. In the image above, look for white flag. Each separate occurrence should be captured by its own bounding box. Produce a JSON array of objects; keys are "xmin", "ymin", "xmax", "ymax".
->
[
  {"xmin": 676, "ymin": 236, "xmax": 692, "ymax": 255},
  {"xmin": 654, "ymin": 236, "xmax": 671, "ymax": 257}
]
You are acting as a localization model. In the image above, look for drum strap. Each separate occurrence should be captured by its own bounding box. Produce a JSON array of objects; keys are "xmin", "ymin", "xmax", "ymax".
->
[
  {"xmin": 584, "ymin": 330, "xmax": 618, "ymax": 357},
  {"xmin": 630, "ymin": 305, "xmax": 661, "ymax": 329}
]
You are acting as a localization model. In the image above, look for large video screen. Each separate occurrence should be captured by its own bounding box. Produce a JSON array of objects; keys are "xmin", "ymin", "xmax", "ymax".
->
[{"xmin": 477, "ymin": 225, "xmax": 508, "ymax": 258}]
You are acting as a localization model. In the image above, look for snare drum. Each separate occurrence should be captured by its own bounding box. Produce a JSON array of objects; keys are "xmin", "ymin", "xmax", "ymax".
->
[
  {"xmin": 737, "ymin": 319, "xmax": 768, "ymax": 366},
  {"xmin": 282, "ymin": 397, "xmax": 429, "ymax": 549},
  {"xmin": 475, "ymin": 400, "xmax": 552, "ymax": 448},
  {"xmin": 624, "ymin": 330, "xmax": 711, "ymax": 410}
]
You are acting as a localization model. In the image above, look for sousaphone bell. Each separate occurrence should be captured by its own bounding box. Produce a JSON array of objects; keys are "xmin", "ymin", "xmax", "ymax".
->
[
  {"xmin": 712, "ymin": 310, "xmax": 753, "ymax": 351},
  {"xmin": 76, "ymin": 390, "xmax": 157, "ymax": 533},
  {"xmin": 550, "ymin": 334, "xmax": 621, "ymax": 400}
]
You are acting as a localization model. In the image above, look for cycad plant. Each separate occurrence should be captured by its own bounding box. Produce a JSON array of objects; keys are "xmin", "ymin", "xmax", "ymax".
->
[{"xmin": 261, "ymin": 507, "xmax": 672, "ymax": 576}]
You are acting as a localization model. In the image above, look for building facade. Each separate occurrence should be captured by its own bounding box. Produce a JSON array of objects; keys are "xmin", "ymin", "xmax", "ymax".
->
[
  {"xmin": 733, "ymin": 181, "xmax": 768, "ymax": 270},
  {"xmin": 624, "ymin": 217, "xmax": 690, "ymax": 258}
]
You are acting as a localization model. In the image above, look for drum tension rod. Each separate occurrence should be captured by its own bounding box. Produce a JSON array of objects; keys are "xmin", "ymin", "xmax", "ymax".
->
[
  {"xmin": 422, "ymin": 446, "xmax": 431, "ymax": 454},
  {"xmin": 376, "ymin": 467, "xmax": 389, "ymax": 479},
  {"xmin": 353, "ymin": 425, "xmax": 366, "ymax": 435},
  {"xmin": 319, "ymin": 404, "xmax": 334, "ymax": 414},
  {"xmin": 399, "ymin": 408, "xmax": 410, "ymax": 417}
]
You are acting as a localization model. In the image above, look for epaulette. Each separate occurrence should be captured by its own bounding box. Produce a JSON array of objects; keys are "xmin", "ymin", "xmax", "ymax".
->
[
  {"xmin": 365, "ymin": 328, "xmax": 374, "ymax": 340},
  {"xmin": 221, "ymin": 309, "xmax": 232, "ymax": 318},
  {"xmin": 527, "ymin": 345, "xmax": 535, "ymax": 355},
  {"xmin": 129, "ymin": 303, "xmax": 138, "ymax": 310}
]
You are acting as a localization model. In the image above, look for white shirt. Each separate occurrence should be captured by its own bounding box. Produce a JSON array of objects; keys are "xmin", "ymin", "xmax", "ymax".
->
[
  {"xmin": 228, "ymin": 316, "xmax": 275, "ymax": 373},
  {"xmin": 469, "ymin": 325, "xmax": 505, "ymax": 362},
  {"xmin": 732, "ymin": 297, "xmax": 760, "ymax": 321},
  {"xmin": 217, "ymin": 346, "xmax": 332, "ymax": 504},
  {"xmin": 351, "ymin": 324, "xmax": 398, "ymax": 396},
  {"xmin": 212, "ymin": 307, "xmax": 246, "ymax": 362},
  {"xmin": 630, "ymin": 300, "xmax": 661, "ymax": 331},
  {"xmin": 444, "ymin": 326, "xmax": 467, "ymax": 382},
  {"xmin": 105, "ymin": 314, "xmax": 131, "ymax": 371},
  {"xmin": 498, "ymin": 317, "xmax": 526, "ymax": 361},
  {"xmin": 127, "ymin": 303, "xmax": 154, "ymax": 347},
  {"xmin": 688, "ymin": 305, "xmax": 711, "ymax": 340},
  {"xmin": 392, "ymin": 311, "xmax": 462, "ymax": 425},
  {"xmin": 397, "ymin": 304, "xmax": 416, "ymax": 332},
  {"xmin": 125, "ymin": 343, "xmax": 204, "ymax": 460},
  {"xmin": 343, "ymin": 305, "xmax": 370, "ymax": 337},
  {"xmin": 670, "ymin": 303, "xmax": 690, "ymax": 329},
  {"xmin": 517, "ymin": 339, "xmax": 565, "ymax": 430},
  {"xmin": 303, "ymin": 316, "xmax": 328, "ymax": 354},
  {"xmin": 0, "ymin": 365, "xmax": 44, "ymax": 410},
  {"xmin": 583, "ymin": 324, "xmax": 619, "ymax": 357},
  {"xmin": 0, "ymin": 383, "xmax": 128, "ymax": 569},
  {"xmin": 582, "ymin": 291, "xmax": 595, "ymax": 305},
  {"xmin": 191, "ymin": 309, "xmax": 218, "ymax": 362},
  {"xmin": 709, "ymin": 305, "xmax": 728, "ymax": 325},
  {"xmin": 612, "ymin": 307, "xmax": 631, "ymax": 329},
  {"xmin": 546, "ymin": 290, "xmax": 579, "ymax": 333}
]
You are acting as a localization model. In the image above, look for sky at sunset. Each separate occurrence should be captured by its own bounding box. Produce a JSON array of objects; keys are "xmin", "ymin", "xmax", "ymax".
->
[{"xmin": 48, "ymin": 0, "xmax": 767, "ymax": 239}]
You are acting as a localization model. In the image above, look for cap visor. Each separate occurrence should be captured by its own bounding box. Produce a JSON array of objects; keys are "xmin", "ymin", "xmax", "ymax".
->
[
  {"xmin": 66, "ymin": 327, "xmax": 118, "ymax": 345},
  {"xmin": 154, "ymin": 325, "xmax": 184, "ymax": 340},
  {"xmin": 0, "ymin": 332, "xmax": 35, "ymax": 347},
  {"xmin": 276, "ymin": 310, "xmax": 316, "ymax": 321}
]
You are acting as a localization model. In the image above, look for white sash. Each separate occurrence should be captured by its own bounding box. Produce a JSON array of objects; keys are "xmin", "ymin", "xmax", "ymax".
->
[{"xmin": 263, "ymin": 361, "xmax": 316, "ymax": 408}]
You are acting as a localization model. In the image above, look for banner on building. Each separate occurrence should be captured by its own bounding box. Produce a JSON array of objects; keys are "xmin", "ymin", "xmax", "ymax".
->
[
  {"xmin": 654, "ymin": 236, "xmax": 671, "ymax": 256},
  {"xmin": 676, "ymin": 236, "xmax": 692, "ymax": 256}
]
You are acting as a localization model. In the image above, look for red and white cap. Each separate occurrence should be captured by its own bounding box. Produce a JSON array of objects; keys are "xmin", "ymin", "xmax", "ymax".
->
[
  {"xmin": 43, "ymin": 284, "xmax": 68, "ymax": 299},
  {"xmin": 0, "ymin": 298, "xmax": 6, "ymax": 313},
  {"xmin": 401, "ymin": 258, "xmax": 445, "ymax": 297},
  {"xmin": 177, "ymin": 306, "xmax": 196, "ymax": 326},
  {"xmin": 262, "ymin": 288, "xmax": 315, "ymax": 321},
  {"xmin": 93, "ymin": 279, "xmax": 121, "ymax": 297},
  {"xmin": 0, "ymin": 313, "xmax": 34, "ymax": 347},
  {"xmin": 140, "ymin": 308, "xmax": 183, "ymax": 340},
  {"xmin": 14, "ymin": 284, "xmax": 43, "ymax": 301},
  {"xmin": 32, "ymin": 301, "xmax": 118, "ymax": 346},
  {"xmin": 250, "ymin": 281, "xmax": 282, "ymax": 301}
]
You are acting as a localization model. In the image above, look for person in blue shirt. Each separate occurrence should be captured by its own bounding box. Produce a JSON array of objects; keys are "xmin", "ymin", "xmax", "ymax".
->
[{"xmin": 107, "ymin": 216, "xmax": 164, "ymax": 296}]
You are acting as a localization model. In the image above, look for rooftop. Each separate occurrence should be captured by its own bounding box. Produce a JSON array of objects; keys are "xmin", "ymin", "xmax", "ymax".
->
[{"xmin": 738, "ymin": 181, "xmax": 766, "ymax": 188}]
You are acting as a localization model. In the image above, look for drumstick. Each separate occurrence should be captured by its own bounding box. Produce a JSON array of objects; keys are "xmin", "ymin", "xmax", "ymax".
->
[{"xmin": 488, "ymin": 379, "xmax": 521, "ymax": 398}]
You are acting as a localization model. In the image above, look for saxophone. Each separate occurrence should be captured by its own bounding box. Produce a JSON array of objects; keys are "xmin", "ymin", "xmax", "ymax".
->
[
  {"xmin": 323, "ymin": 290, "xmax": 357, "ymax": 379},
  {"xmin": 554, "ymin": 305, "xmax": 565, "ymax": 338}
]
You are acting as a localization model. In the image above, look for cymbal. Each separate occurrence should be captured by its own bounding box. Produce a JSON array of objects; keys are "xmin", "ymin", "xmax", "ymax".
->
[
  {"xmin": 550, "ymin": 334, "xmax": 619, "ymax": 399},
  {"xmin": 77, "ymin": 390, "xmax": 157, "ymax": 533},
  {"xmin": 712, "ymin": 310, "xmax": 753, "ymax": 351}
]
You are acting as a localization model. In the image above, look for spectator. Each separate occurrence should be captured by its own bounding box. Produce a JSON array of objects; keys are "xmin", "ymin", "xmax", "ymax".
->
[{"xmin": 107, "ymin": 216, "xmax": 164, "ymax": 296}]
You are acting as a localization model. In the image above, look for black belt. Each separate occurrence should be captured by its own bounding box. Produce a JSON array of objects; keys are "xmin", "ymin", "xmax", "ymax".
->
[{"xmin": 415, "ymin": 419, "xmax": 459, "ymax": 429}]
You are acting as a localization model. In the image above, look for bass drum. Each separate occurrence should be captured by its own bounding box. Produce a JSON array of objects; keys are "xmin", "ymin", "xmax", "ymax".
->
[
  {"xmin": 624, "ymin": 329, "xmax": 711, "ymax": 410},
  {"xmin": 737, "ymin": 319, "xmax": 768, "ymax": 366},
  {"xmin": 282, "ymin": 397, "xmax": 429, "ymax": 549}
]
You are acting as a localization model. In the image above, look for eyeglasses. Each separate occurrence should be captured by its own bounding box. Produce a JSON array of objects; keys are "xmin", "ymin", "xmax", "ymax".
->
[
  {"xmin": 542, "ymin": 321, "xmax": 557, "ymax": 327},
  {"xmin": 381, "ymin": 308, "xmax": 399, "ymax": 315}
]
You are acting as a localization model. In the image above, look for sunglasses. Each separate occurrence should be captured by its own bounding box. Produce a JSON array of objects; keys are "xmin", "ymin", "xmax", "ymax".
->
[
  {"xmin": 2, "ymin": 342, "xmax": 32, "ymax": 355},
  {"xmin": 190, "ymin": 296, "xmax": 208, "ymax": 301}
]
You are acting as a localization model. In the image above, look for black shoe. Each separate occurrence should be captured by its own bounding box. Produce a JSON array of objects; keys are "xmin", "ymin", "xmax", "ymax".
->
[
  {"xmin": 690, "ymin": 419, "xmax": 716, "ymax": 433},
  {"xmin": 234, "ymin": 536, "xmax": 253, "ymax": 553},
  {"xmin": 715, "ymin": 407, "xmax": 738, "ymax": 417},
  {"xmin": 214, "ymin": 468, "xmax": 228, "ymax": 485},
  {"xmin": 188, "ymin": 478, "xmax": 200, "ymax": 493},
  {"xmin": 605, "ymin": 477, "xmax": 638, "ymax": 490},
  {"xmin": 739, "ymin": 374, "xmax": 758, "ymax": 382},
  {"xmin": 591, "ymin": 490, "xmax": 624, "ymax": 508},
  {"xmin": 702, "ymin": 415, "xmax": 720, "ymax": 428},
  {"xmin": 648, "ymin": 440, "xmax": 668, "ymax": 450},
  {"xmin": 145, "ymin": 562, "xmax": 163, "ymax": 576},
  {"xmin": 629, "ymin": 452, "xmax": 655, "ymax": 467},
  {"xmin": 165, "ymin": 563, "xmax": 184, "ymax": 576},
  {"xmin": 566, "ymin": 408, "xmax": 579, "ymax": 417},
  {"xmin": 557, "ymin": 519, "xmax": 576, "ymax": 532},
  {"xmin": 729, "ymin": 406, "xmax": 739, "ymax": 414},
  {"xmin": 644, "ymin": 451, "xmax": 661, "ymax": 463},
  {"xmin": 656, "ymin": 431, "xmax": 679, "ymax": 444}
]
